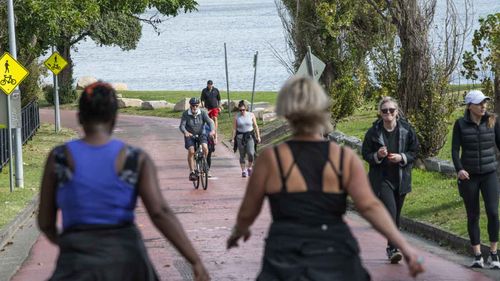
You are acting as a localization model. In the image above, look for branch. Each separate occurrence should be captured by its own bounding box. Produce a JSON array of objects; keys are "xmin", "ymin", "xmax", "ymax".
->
[
  {"xmin": 365, "ymin": 0, "xmax": 390, "ymax": 22},
  {"xmin": 127, "ymin": 12, "xmax": 165, "ymax": 35},
  {"xmin": 70, "ymin": 31, "xmax": 91, "ymax": 45}
]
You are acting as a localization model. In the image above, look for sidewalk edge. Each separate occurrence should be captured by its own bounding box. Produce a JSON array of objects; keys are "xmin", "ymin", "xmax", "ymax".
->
[{"xmin": 0, "ymin": 195, "xmax": 39, "ymax": 249}]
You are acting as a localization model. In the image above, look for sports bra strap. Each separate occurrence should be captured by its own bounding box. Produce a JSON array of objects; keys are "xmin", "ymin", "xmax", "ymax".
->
[
  {"xmin": 273, "ymin": 146, "xmax": 288, "ymax": 192},
  {"xmin": 338, "ymin": 146, "xmax": 345, "ymax": 190}
]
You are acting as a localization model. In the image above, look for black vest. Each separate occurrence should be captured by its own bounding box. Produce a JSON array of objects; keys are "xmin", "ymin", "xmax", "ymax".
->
[{"xmin": 457, "ymin": 115, "xmax": 497, "ymax": 174}]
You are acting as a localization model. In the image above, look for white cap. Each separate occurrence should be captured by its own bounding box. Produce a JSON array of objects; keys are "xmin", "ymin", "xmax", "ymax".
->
[{"xmin": 465, "ymin": 90, "xmax": 490, "ymax": 104}]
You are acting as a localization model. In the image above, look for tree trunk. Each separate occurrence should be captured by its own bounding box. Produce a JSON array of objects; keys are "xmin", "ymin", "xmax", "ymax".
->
[
  {"xmin": 494, "ymin": 64, "xmax": 500, "ymax": 116},
  {"xmin": 395, "ymin": 0, "xmax": 431, "ymax": 114},
  {"xmin": 56, "ymin": 38, "xmax": 73, "ymax": 97}
]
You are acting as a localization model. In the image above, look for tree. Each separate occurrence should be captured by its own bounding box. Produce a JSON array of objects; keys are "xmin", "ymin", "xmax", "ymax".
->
[
  {"xmin": 462, "ymin": 13, "xmax": 500, "ymax": 115},
  {"xmin": 275, "ymin": 0, "xmax": 386, "ymax": 126},
  {"xmin": 0, "ymin": 0, "xmax": 197, "ymax": 104},
  {"xmin": 367, "ymin": 0, "xmax": 472, "ymax": 158}
]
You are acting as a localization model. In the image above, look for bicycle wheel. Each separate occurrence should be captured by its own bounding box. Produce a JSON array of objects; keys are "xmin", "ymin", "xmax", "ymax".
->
[
  {"xmin": 201, "ymin": 157, "xmax": 208, "ymax": 190},
  {"xmin": 0, "ymin": 80, "xmax": 5, "ymax": 86},
  {"xmin": 192, "ymin": 158, "xmax": 200, "ymax": 189},
  {"xmin": 10, "ymin": 78, "xmax": 16, "ymax": 85}
]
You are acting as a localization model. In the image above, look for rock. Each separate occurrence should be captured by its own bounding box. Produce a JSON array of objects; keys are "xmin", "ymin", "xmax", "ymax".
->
[
  {"xmin": 116, "ymin": 93, "xmax": 123, "ymax": 98},
  {"xmin": 76, "ymin": 76, "xmax": 97, "ymax": 90},
  {"xmin": 111, "ymin": 83, "xmax": 128, "ymax": 91},
  {"xmin": 141, "ymin": 100, "xmax": 172, "ymax": 110},
  {"xmin": 174, "ymin": 98, "xmax": 191, "ymax": 111},
  {"xmin": 117, "ymin": 98, "xmax": 143, "ymax": 108},
  {"xmin": 251, "ymin": 102, "xmax": 272, "ymax": 110},
  {"xmin": 262, "ymin": 112, "xmax": 277, "ymax": 124}
]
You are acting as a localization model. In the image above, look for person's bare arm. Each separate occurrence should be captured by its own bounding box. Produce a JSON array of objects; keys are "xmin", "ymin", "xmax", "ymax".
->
[
  {"xmin": 138, "ymin": 152, "xmax": 209, "ymax": 280},
  {"xmin": 344, "ymin": 148, "xmax": 424, "ymax": 277},
  {"xmin": 252, "ymin": 114, "xmax": 260, "ymax": 142},
  {"xmin": 227, "ymin": 148, "xmax": 269, "ymax": 248},
  {"xmin": 38, "ymin": 150, "xmax": 58, "ymax": 244}
]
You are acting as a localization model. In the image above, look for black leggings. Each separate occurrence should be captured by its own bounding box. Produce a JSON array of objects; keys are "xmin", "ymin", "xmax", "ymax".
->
[
  {"xmin": 458, "ymin": 171, "xmax": 499, "ymax": 245},
  {"xmin": 378, "ymin": 182, "xmax": 406, "ymax": 249}
]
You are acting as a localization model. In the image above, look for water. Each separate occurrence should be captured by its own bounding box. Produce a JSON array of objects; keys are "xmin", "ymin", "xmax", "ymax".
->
[{"xmin": 67, "ymin": 0, "xmax": 498, "ymax": 91}]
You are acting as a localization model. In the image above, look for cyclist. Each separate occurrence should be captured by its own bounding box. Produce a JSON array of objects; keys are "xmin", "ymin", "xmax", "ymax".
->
[{"xmin": 180, "ymin": 97, "xmax": 215, "ymax": 181}]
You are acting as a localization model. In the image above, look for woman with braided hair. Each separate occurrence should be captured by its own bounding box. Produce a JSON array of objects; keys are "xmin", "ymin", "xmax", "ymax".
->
[{"xmin": 38, "ymin": 82, "xmax": 209, "ymax": 281}]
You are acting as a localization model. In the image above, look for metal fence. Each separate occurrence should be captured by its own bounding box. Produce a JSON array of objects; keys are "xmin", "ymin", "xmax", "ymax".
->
[{"xmin": 0, "ymin": 101, "xmax": 40, "ymax": 171}]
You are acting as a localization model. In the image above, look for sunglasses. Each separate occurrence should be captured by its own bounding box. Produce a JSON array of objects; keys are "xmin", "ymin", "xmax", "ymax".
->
[
  {"xmin": 239, "ymin": 109, "xmax": 246, "ymax": 112},
  {"xmin": 190, "ymin": 104, "xmax": 199, "ymax": 107},
  {"xmin": 381, "ymin": 108, "xmax": 396, "ymax": 114}
]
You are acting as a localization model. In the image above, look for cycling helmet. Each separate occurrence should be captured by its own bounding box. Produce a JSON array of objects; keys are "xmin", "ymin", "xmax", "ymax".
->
[{"xmin": 189, "ymin": 97, "xmax": 200, "ymax": 105}]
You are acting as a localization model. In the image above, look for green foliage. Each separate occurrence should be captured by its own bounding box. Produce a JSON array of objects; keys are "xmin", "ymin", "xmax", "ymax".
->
[
  {"xmin": 19, "ymin": 61, "xmax": 44, "ymax": 107},
  {"xmin": 43, "ymin": 84, "xmax": 55, "ymax": 105},
  {"xmin": 58, "ymin": 82, "xmax": 78, "ymax": 105},
  {"xmin": 462, "ymin": 13, "xmax": 500, "ymax": 98},
  {"xmin": 278, "ymin": 0, "xmax": 385, "ymax": 124}
]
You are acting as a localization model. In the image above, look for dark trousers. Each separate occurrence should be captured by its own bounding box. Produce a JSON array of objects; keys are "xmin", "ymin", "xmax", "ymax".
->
[
  {"xmin": 458, "ymin": 171, "xmax": 499, "ymax": 245},
  {"xmin": 378, "ymin": 182, "xmax": 406, "ymax": 249}
]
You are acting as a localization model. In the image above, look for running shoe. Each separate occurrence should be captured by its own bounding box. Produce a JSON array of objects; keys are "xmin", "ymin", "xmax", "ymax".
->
[
  {"xmin": 471, "ymin": 254, "xmax": 484, "ymax": 268},
  {"xmin": 490, "ymin": 252, "xmax": 500, "ymax": 269},
  {"xmin": 189, "ymin": 171, "xmax": 197, "ymax": 181},
  {"xmin": 242, "ymin": 171, "xmax": 247, "ymax": 178},
  {"xmin": 207, "ymin": 170, "xmax": 212, "ymax": 178},
  {"xmin": 247, "ymin": 168, "xmax": 253, "ymax": 177}
]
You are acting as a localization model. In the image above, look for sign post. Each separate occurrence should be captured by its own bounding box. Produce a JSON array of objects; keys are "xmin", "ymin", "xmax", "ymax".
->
[
  {"xmin": 296, "ymin": 46, "xmax": 326, "ymax": 81},
  {"xmin": 44, "ymin": 49, "xmax": 68, "ymax": 133},
  {"xmin": 224, "ymin": 43, "xmax": 231, "ymax": 118},
  {"xmin": 250, "ymin": 51, "xmax": 258, "ymax": 112}
]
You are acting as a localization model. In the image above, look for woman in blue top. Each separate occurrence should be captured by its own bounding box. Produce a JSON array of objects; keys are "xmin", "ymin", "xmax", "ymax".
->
[
  {"xmin": 227, "ymin": 76, "xmax": 424, "ymax": 280},
  {"xmin": 38, "ymin": 82, "xmax": 209, "ymax": 281}
]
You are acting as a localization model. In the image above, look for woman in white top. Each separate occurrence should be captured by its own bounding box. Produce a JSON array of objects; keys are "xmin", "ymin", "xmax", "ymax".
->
[{"xmin": 231, "ymin": 100, "xmax": 261, "ymax": 177}]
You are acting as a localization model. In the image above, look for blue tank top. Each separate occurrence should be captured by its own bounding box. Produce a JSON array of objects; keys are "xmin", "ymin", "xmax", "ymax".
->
[{"xmin": 56, "ymin": 139, "xmax": 138, "ymax": 230}]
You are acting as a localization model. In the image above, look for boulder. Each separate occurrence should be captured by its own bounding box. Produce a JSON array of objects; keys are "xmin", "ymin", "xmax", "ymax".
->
[
  {"xmin": 76, "ymin": 76, "xmax": 97, "ymax": 90},
  {"xmin": 141, "ymin": 100, "xmax": 172, "ymax": 110},
  {"xmin": 251, "ymin": 102, "xmax": 272, "ymax": 110},
  {"xmin": 117, "ymin": 98, "xmax": 143, "ymax": 108},
  {"xmin": 116, "ymin": 93, "xmax": 123, "ymax": 98},
  {"xmin": 111, "ymin": 83, "xmax": 128, "ymax": 91},
  {"xmin": 174, "ymin": 98, "xmax": 191, "ymax": 111},
  {"xmin": 262, "ymin": 112, "xmax": 277, "ymax": 124}
]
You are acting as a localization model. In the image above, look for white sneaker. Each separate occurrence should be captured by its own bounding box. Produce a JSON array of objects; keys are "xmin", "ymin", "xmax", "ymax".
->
[
  {"xmin": 471, "ymin": 255, "xmax": 484, "ymax": 268},
  {"xmin": 490, "ymin": 252, "xmax": 500, "ymax": 269}
]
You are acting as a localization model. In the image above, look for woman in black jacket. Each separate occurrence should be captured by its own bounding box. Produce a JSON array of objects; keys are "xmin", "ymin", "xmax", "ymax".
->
[
  {"xmin": 361, "ymin": 96, "xmax": 418, "ymax": 264},
  {"xmin": 452, "ymin": 90, "xmax": 500, "ymax": 269}
]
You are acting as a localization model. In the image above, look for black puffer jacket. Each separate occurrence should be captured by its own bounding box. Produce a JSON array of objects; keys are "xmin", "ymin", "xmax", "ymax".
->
[
  {"xmin": 361, "ymin": 118, "xmax": 419, "ymax": 196},
  {"xmin": 451, "ymin": 111, "xmax": 500, "ymax": 175}
]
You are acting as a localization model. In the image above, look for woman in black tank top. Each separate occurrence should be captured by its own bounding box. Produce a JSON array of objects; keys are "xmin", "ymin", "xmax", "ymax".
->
[{"xmin": 227, "ymin": 76, "xmax": 424, "ymax": 280}]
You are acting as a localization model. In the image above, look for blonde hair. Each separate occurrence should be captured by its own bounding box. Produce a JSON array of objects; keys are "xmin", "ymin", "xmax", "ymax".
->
[
  {"xmin": 378, "ymin": 96, "xmax": 401, "ymax": 119},
  {"xmin": 276, "ymin": 76, "xmax": 332, "ymax": 135}
]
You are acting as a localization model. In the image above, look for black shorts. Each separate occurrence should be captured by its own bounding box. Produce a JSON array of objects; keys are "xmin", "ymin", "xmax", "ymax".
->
[{"xmin": 184, "ymin": 135, "xmax": 208, "ymax": 150}]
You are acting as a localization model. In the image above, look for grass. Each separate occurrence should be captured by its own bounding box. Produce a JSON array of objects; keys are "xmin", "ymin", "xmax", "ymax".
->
[{"xmin": 0, "ymin": 124, "xmax": 77, "ymax": 228}]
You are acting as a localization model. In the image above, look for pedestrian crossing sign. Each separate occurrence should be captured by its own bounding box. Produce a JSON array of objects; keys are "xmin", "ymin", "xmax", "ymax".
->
[
  {"xmin": 44, "ymin": 51, "xmax": 68, "ymax": 75},
  {"xmin": 0, "ymin": 52, "xmax": 29, "ymax": 95}
]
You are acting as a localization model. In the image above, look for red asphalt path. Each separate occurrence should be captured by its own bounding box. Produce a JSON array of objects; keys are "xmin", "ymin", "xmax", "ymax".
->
[{"xmin": 8, "ymin": 109, "xmax": 495, "ymax": 281}]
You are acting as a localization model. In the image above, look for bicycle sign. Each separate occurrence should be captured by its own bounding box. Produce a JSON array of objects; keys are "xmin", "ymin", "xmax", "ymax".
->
[
  {"xmin": 0, "ymin": 52, "xmax": 29, "ymax": 95},
  {"xmin": 44, "ymin": 51, "xmax": 68, "ymax": 75}
]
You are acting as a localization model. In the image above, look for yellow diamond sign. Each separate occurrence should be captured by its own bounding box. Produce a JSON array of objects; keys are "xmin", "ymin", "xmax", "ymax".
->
[
  {"xmin": 0, "ymin": 52, "xmax": 29, "ymax": 95},
  {"xmin": 44, "ymin": 51, "xmax": 68, "ymax": 75}
]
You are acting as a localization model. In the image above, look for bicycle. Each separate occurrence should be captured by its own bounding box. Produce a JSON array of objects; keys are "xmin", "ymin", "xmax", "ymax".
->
[{"xmin": 192, "ymin": 135, "xmax": 209, "ymax": 190}]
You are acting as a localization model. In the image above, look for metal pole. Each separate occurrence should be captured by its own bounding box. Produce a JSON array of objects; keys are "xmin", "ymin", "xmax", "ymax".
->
[
  {"xmin": 52, "ymin": 46, "xmax": 61, "ymax": 132},
  {"xmin": 224, "ymin": 43, "xmax": 231, "ymax": 118},
  {"xmin": 7, "ymin": 0, "xmax": 23, "ymax": 188},
  {"xmin": 307, "ymin": 45, "xmax": 315, "ymax": 80},
  {"xmin": 250, "ymin": 51, "xmax": 258, "ymax": 112},
  {"xmin": 6, "ymin": 97, "xmax": 14, "ymax": 192}
]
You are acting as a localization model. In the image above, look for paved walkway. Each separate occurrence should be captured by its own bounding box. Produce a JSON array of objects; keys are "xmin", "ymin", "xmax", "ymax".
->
[{"xmin": 4, "ymin": 109, "xmax": 499, "ymax": 280}]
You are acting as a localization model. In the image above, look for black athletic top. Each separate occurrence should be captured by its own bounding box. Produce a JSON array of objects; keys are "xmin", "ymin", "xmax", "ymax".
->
[{"xmin": 267, "ymin": 141, "xmax": 347, "ymax": 225}]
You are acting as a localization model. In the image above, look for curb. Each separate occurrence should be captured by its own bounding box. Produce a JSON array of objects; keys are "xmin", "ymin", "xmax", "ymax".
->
[{"xmin": 0, "ymin": 195, "xmax": 39, "ymax": 249}]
